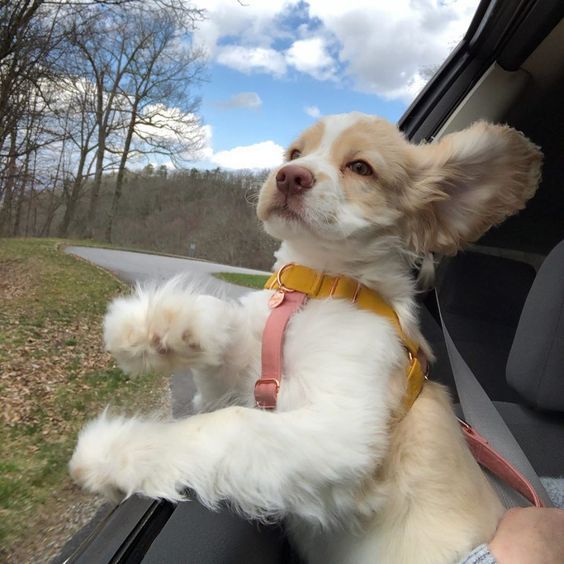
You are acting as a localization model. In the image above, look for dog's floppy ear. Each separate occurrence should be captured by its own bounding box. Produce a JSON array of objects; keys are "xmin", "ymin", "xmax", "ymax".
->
[{"xmin": 402, "ymin": 121, "xmax": 542, "ymax": 255}]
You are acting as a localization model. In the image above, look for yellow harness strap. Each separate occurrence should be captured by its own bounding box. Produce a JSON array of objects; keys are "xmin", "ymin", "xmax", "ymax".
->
[{"xmin": 265, "ymin": 264, "xmax": 427, "ymax": 411}]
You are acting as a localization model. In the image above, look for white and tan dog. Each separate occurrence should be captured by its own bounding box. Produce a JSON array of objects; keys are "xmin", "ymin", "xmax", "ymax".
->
[{"xmin": 70, "ymin": 113, "xmax": 541, "ymax": 563}]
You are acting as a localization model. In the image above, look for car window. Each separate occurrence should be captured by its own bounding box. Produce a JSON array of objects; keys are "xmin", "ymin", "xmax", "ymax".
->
[{"xmin": 0, "ymin": 1, "xmax": 480, "ymax": 562}]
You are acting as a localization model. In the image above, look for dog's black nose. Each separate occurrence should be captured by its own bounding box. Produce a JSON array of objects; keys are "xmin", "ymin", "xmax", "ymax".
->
[{"xmin": 276, "ymin": 165, "xmax": 314, "ymax": 196}]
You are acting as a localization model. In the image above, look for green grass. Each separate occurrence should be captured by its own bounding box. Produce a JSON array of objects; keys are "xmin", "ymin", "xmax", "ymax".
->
[
  {"xmin": 213, "ymin": 272, "xmax": 270, "ymax": 289},
  {"xmin": 0, "ymin": 238, "xmax": 167, "ymax": 560}
]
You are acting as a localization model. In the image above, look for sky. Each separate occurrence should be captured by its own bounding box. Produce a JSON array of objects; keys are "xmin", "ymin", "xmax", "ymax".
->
[{"xmin": 179, "ymin": 0, "xmax": 480, "ymax": 170}]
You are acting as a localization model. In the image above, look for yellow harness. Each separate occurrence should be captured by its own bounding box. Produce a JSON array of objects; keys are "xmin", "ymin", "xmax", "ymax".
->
[{"xmin": 264, "ymin": 264, "xmax": 427, "ymax": 411}]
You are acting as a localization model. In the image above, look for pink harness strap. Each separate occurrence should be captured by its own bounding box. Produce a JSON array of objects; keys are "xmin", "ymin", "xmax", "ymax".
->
[
  {"xmin": 255, "ymin": 291, "xmax": 308, "ymax": 409},
  {"xmin": 460, "ymin": 420, "xmax": 544, "ymax": 507}
]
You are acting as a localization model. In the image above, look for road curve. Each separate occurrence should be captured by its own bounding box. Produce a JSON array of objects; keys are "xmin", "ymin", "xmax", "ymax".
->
[{"xmin": 65, "ymin": 246, "xmax": 269, "ymax": 299}]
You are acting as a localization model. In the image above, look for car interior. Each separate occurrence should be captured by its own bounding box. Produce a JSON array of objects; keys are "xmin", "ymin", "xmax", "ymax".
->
[
  {"xmin": 62, "ymin": 2, "xmax": 563, "ymax": 562},
  {"xmin": 420, "ymin": 16, "xmax": 564, "ymax": 489}
]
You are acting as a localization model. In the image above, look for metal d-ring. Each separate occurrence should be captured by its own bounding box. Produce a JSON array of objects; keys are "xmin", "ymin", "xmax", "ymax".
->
[{"xmin": 276, "ymin": 263, "xmax": 296, "ymax": 293}]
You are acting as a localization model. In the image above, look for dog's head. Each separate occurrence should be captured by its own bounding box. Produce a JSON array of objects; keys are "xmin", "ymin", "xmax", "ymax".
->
[{"xmin": 257, "ymin": 112, "xmax": 541, "ymax": 256}]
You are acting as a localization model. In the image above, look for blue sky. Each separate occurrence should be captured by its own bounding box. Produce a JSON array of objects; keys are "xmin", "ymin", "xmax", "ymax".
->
[
  {"xmin": 199, "ymin": 66, "xmax": 407, "ymax": 152},
  {"xmin": 175, "ymin": 0, "xmax": 480, "ymax": 169}
]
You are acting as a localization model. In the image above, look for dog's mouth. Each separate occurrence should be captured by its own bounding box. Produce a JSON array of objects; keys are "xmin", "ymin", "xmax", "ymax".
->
[
  {"xmin": 263, "ymin": 190, "xmax": 309, "ymax": 223},
  {"xmin": 271, "ymin": 203, "xmax": 304, "ymax": 222}
]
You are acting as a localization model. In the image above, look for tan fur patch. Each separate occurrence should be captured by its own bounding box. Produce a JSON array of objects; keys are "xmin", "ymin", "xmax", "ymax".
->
[
  {"xmin": 329, "ymin": 117, "xmax": 412, "ymax": 217},
  {"xmin": 399, "ymin": 122, "xmax": 542, "ymax": 254},
  {"xmin": 288, "ymin": 120, "xmax": 325, "ymax": 158}
]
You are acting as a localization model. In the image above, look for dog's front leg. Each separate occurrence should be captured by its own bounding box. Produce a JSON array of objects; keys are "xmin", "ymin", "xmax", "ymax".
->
[
  {"xmin": 70, "ymin": 400, "xmax": 385, "ymax": 524},
  {"xmin": 103, "ymin": 282, "xmax": 264, "ymax": 403}
]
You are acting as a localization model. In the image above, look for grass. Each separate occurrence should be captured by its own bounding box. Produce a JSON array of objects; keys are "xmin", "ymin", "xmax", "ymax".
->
[
  {"xmin": 213, "ymin": 272, "xmax": 270, "ymax": 289},
  {"xmin": 0, "ymin": 238, "xmax": 168, "ymax": 563}
]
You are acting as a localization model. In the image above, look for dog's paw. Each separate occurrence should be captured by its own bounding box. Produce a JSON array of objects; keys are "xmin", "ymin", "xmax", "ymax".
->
[
  {"xmin": 70, "ymin": 413, "xmax": 189, "ymax": 502},
  {"xmin": 104, "ymin": 282, "xmax": 234, "ymax": 374},
  {"xmin": 69, "ymin": 414, "xmax": 138, "ymax": 502}
]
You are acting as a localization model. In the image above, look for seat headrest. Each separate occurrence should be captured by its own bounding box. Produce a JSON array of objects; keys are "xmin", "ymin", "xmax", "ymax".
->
[
  {"xmin": 507, "ymin": 240, "xmax": 564, "ymax": 411},
  {"xmin": 440, "ymin": 251, "xmax": 536, "ymax": 326}
]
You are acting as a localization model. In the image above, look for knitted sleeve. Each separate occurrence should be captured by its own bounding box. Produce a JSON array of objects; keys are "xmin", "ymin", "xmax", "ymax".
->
[{"xmin": 459, "ymin": 544, "xmax": 497, "ymax": 564}]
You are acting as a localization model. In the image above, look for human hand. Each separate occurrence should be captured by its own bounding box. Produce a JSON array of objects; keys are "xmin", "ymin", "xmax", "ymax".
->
[{"xmin": 489, "ymin": 507, "xmax": 564, "ymax": 564}]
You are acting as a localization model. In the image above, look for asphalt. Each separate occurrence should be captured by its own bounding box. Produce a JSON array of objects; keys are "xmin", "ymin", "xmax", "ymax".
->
[
  {"xmin": 65, "ymin": 246, "xmax": 267, "ymax": 293},
  {"xmin": 65, "ymin": 246, "xmax": 269, "ymax": 417}
]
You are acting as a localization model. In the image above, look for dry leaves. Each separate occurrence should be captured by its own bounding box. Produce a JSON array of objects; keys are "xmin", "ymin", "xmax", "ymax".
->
[{"xmin": 0, "ymin": 239, "xmax": 170, "ymax": 564}]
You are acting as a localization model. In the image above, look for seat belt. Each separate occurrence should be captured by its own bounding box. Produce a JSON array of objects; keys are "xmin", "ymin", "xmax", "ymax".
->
[{"xmin": 434, "ymin": 290, "xmax": 553, "ymax": 508}]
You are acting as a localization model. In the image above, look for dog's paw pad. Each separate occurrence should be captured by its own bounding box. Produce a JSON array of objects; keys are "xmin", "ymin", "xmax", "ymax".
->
[
  {"xmin": 182, "ymin": 329, "xmax": 202, "ymax": 352},
  {"xmin": 150, "ymin": 333, "xmax": 169, "ymax": 355}
]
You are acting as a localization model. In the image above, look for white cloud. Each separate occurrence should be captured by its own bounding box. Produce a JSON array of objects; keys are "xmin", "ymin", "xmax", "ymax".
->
[
  {"xmin": 304, "ymin": 0, "xmax": 480, "ymax": 100},
  {"xmin": 216, "ymin": 46, "xmax": 287, "ymax": 76},
  {"xmin": 190, "ymin": 126, "xmax": 282, "ymax": 171},
  {"xmin": 285, "ymin": 37, "xmax": 335, "ymax": 80},
  {"xmin": 211, "ymin": 141, "xmax": 284, "ymax": 170},
  {"xmin": 193, "ymin": 0, "xmax": 300, "ymax": 57},
  {"xmin": 196, "ymin": 0, "xmax": 480, "ymax": 102},
  {"xmin": 134, "ymin": 104, "xmax": 200, "ymax": 141},
  {"xmin": 304, "ymin": 105, "xmax": 321, "ymax": 118},
  {"xmin": 218, "ymin": 92, "xmax": 263, "ymax": 109},
  {"xmin": 195, "ymin": 124, "xmax": 214, "ymax": 161}
]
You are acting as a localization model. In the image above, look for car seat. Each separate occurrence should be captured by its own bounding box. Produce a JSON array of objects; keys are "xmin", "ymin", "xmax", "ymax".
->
[
  {"xmin": 496, "ymin": 239, "xmax": 564, "ymax": 481},
  {"xmin": 424, "ymin": 241, "xmax": 564, "ymax": 504}
]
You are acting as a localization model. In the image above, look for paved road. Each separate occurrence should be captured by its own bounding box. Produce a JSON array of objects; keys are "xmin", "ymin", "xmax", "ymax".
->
[
  {"xmin": 65, "ymin": 246, "xmax": 269, "ymax": 417},
  {"xmin": 66, "ymin": 246, "xmax": 268, "ymax": 298}
]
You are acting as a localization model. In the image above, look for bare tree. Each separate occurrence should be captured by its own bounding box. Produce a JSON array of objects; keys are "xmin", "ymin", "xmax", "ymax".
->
[
  {"xmin": 11, "ymin": 94, "xmax": 43, "ymax": 235},
  {"xmin": 104, "ymin": 6, "xmax": 205, "ymax": 241},
  {"xmin": 55, "ymin": 76, "xmax": 99, "ymax": 236},
  {"xmin": 0, "ymin": 1, "xmax": 53, "ymax": 157},
  {"xmin": 0, "ymin": 128, "xmax": 18, "ymax": 233},
  {"xmin": 0, "ymin": 0, "xmax": 199, "ymax": 237},
  {"xmin": 56, "ymin": 1, "xmax": 205, "ymax": 237}
]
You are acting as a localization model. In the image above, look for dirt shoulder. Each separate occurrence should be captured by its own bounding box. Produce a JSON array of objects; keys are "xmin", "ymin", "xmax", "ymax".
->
[{"xmin": 0, "ymin": 238, "xmax": 170, "ymax": 564}]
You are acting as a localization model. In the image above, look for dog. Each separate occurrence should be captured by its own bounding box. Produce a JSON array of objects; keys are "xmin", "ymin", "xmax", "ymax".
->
[{"xmin": 70, "ymin": 113, "xmax": 541, "ymax": 563}]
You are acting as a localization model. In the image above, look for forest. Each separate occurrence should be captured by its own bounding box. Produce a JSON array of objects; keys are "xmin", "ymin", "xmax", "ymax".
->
[{"xmin": 0, "ymin": 1, "xmax": 278, "ymax": 270}]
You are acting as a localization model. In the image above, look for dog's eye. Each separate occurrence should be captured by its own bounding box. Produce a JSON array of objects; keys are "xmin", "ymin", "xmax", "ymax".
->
[
  {"xmin": 289, "ymin": 149, "xmax": 301, "ymax": 160},
  {"xmin": 347, "ymin": 160, "xmax": 373, "ymax": 176}
]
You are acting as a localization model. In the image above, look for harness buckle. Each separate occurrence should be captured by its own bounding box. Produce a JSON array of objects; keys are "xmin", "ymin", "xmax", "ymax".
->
[{"xmin": 254, "ymin": 378, "xmax": 280, "ymax": 410}]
